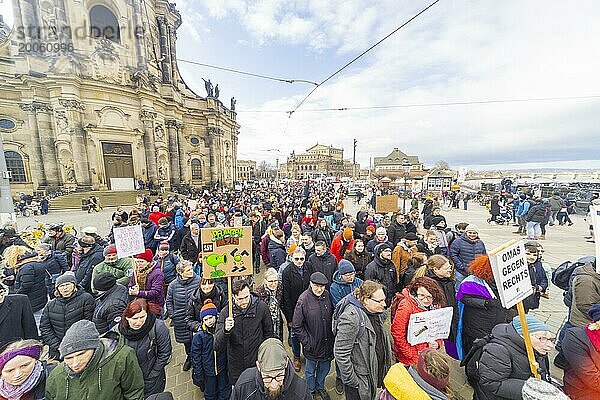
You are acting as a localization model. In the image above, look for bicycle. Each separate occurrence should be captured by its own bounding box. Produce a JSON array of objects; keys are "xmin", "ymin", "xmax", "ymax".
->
[{"xmin": 19, "ymin": 222, "xmax": 78, "ymax": 249}]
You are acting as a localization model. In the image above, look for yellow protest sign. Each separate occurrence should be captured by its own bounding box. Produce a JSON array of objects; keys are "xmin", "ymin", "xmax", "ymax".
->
[{"xmin": 200, "ymin": 226, "xmax": 253, "ymax": 279}]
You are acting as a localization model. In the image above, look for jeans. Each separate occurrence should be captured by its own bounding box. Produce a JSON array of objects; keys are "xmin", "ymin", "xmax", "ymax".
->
[
  {"xmin": 33, "ymin": 309, "xmax": 43, "ymax": 334},
  {"xmin": 204, "ymin": 372, "xmax": 231, "ymax": 400},
  {"xmin": 518, "ymin": 216, "xmax": 527, "ymax": 233},
  {"xmin": 454, "ymin": 269, "xmax": 467, "ymax": 291},
  {"xmin": 526, "ymin": 222, "xmax": 541, "ymax": 238},
  {"xmin": 290, "ymin": 330, "xmax": 301, "ymax": 358},
  {"xmin": 305, "ymin": 358, "xmax": 331, "ymax": 392}
]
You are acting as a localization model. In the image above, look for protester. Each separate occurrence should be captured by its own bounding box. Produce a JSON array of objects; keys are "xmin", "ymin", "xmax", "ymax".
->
[
  {"xmin": 449, "ymin": 224, "xmax": 487, "ymax": 289},
  {"xmin": 268, "ymin": 229, "xmax": 287, "ymax": 270},
  {"xmin": 364, "ymin": 242, "xmax": 397, "ymax": 306},
  {"xmin": 92, "ymin": 272, "xmax": 129, "ymax": 334},
  {"xmin": 40, "ymin": 272, "xmax": 95, "ymax": 359},
  {"xmin": 330, "ymin": 260, "xmax": 364, "ymax": 306},
  {"xmin": 343, "ymin": 238, "xmax": 369, "ymax": 280},
  {"xmin": 522, "ymin": 243, "xmax": 548, "ymax": 312},
  {"xmin": 43, "ymin": 223, "xmax": 76, "ymax": 268},
  {"xmin": 255, "ymin": 268, "xmax": 284, "ymax": 340},
  {"xmin": 119, "ymin": 298, "xmax": 172, "ymax": 397},
  {"xmin": 35, "ymin": 243, "xmax": 68, "ymax": 299},
  {"xmin": 214, "ymin": 279, "xmax": 274, "ymax": 385},
  {"xmin": 391, "ymin": 233, "xmax": 419, "ymax": 287},
  {"xmin": 129, "ymin": 249, "xmax": 165, "ymax": 311},
  {"xmin": 366, "ymin": 227, "xmax": 393, "ymax": 259},
  {"xmin": 307, "ymin": 241, "xmax": 338, "ymax": 287},
  {"xmin": 231, "ymin": 338, "xmax": 312, "ymax": 400},
  {"xmin": 154, "ymin": 241, "xmax": 179, "ymax": 288},
  {"xmin": 330, "ymin": 225, "xmax": 355, "ymax": 262},
  {"xmin": 0, "ymin": 340, "xmax": 50, "ymax": 400},
  {"xmin": 186, "ymin": 278, "xmax": 228, "ymax": 336},
  {"xmin": 0, "ymin": 282, "xmax": 38, "ymax": 350},
  {"xmin": 292, "ymin": 272, "xmax": 334, "ymax": 399},
  {"xmin": 314, "ymin": 219, "xmax": 334, "ymax": 248},
  {"xmin": 75, "ymin": 236, "xmax": 104, "ymax": 293},
  {"xmin": 91, "ymin": 244, "xmax": 133, "ymax": 292}
]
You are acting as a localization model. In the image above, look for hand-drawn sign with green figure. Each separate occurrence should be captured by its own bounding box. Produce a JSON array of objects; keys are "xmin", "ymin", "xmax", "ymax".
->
[{"xmin": 201, "ymin": 226, "xmax": 253, "ymax": 279}]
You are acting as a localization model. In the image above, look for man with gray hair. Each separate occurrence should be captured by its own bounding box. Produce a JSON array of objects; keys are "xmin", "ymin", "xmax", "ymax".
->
[{"xmin": 180, "ymin": 223, "xmax": 201, "ymax": 263}]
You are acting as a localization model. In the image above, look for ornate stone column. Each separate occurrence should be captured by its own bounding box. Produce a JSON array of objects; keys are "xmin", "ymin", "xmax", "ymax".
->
[
  {"xmin": 140, "ymin": 109, "xmax": 158, "ymax": 181},
  {"xmin": 176, "ymin": 123, "xmax": 186, "ymax": 183},
  {"xmin": 166, "ymin": 119, "xmax": 181, "ymax": 186},
  {"xmin": 157, "ymin": 17, "xmax": 171, "ymax": 83},
  {"xmin": 57, "ymin": 99, "xmax": 91, "ymax": 188},
  {"xmin": 18, "ymin": 102, "xmax": 50, "ymax": 188}
]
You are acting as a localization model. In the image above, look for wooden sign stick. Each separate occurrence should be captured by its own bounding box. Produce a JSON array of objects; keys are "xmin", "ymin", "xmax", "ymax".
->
[
  {"xmin": 516, "ymin": 301, "xmax": 541, "ymax": 379},
  {"xmin": 227, "ymin": 276, "xmax": 233, "ymax": 318}
]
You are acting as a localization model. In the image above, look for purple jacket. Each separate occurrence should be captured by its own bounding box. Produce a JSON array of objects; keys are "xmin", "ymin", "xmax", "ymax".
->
[{"xmin": 130, "ymin": 265, "xmax": 165, "ymax": 308}]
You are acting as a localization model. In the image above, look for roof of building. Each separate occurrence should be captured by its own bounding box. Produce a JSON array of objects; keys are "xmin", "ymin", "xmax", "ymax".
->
[
  {"xmin": 306, "ymin": 143, "xmax": 343, "ymax": 153},
  {"xmin": 374, "ymin": 148, "xmax": 420, "ymax": 165}
]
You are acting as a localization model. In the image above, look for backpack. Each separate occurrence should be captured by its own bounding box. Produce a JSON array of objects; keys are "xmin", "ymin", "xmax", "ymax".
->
[
  {"xmin": 552, "ymin": 256, "xmax": 595, "ymax": 292},
  {"xmin": 174, "ymin": 210, "xmax": 185, "ymax": 229},
  {"xmin": 460, "ymin": 334, "xmax": 495, "ymax": 388},
  {"xmin": 390, "ymin": 291, "xmax": 405, "ymax": 322},
  {"xmin": 332, "ymin": 295, "xmax": 367, "ymax": 341}
]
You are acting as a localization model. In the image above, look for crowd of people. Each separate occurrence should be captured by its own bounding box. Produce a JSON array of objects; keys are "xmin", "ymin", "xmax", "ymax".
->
[{"xmin": 0, "ymin": 181, "xmax": 597, "ymax": 400}]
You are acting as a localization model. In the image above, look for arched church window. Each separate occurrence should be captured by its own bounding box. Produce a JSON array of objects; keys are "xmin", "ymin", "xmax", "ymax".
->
[
  {"xmin": 5, "ymin": 151, "xmax": 26, "ymax": 182},
  {"xmin": 191, "ymin": 159, "xmax": 202, "ymax": 180},
  {"xmin": 89, "ymin": 5, "xmax": 120, "ymax": 42}
]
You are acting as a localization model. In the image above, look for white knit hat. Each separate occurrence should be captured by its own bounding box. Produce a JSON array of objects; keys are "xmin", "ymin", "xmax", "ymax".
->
[{"xmin": 522, "ymin": 378, "xmax": 569, "ymax": 400}]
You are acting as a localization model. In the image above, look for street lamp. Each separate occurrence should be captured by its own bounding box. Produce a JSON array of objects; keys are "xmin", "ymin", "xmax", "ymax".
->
[{"xmin": 402, "ymin": 158, "xmax": 410, "ymax": 213}]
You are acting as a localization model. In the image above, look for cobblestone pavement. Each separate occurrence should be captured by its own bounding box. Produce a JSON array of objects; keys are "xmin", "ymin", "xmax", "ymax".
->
[{"xmin": 14, "ymin": 200, "xmax": 595, "ymax": 399}]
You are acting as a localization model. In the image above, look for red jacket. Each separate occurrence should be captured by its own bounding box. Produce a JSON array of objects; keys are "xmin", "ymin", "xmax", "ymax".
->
[
  {"xmin": 330, "ymin": 234, "xmax": 354, "ymax": 262},
  {"xmin": 390, "ymin": 289, "xmax": 443, "ymax": 365}
]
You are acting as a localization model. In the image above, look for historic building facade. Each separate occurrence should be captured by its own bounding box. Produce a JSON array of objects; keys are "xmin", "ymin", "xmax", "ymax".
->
[
  {"xmin": 236, "ymin": 160, "xmax": 256, "ymax": 181},
  {"xmin": 0, "ymin": 0, "xmax": 239, "ymax": 195},
  {"xmin": 279, "ymin": 143, "xmax": 359, "ymax": 179}
]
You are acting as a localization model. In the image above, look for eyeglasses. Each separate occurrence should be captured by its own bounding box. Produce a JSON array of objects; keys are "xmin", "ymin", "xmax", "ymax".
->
[
  {"xmin": 262, "ymin": 372, "xmax": 285, "ymax": 384},
  {"xmin": 293, "ymin": 257, "xmax": 305, "ymax": 261},
  {"xmin": 533, "ymin": 335, "xmax": 555, "ymax": 344},
  {"xmin": 369, "ymin": 297, "xmax": 386, "ymax": 305},
  {"xmin": 266, "ymin": 279, "xmax": 278, "ymax": 284},
  {"xmin": 416, "ymin": 293, "xmax": 433, "ymax": 301}
]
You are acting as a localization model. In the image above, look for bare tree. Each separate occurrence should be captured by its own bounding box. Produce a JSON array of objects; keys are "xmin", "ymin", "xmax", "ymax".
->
[{"xmin": 435, "ymin": 160, "xmax": 450, "ymax": 170}]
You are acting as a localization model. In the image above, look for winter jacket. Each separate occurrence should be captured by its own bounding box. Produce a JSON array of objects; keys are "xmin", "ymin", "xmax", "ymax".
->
[
  {"xmin": 390, "ymin": 289, "xmax": 443, "ymax": 365},
  {"xmin": 569, "ymin": 263, "xmax": 600, "ymax": 327},
  {"xmin": 334, "ymin": 294, "xmax": 393, "ymax": 400},
  {"xmin": 45, "ymin": 331, "xmax": 145, "ymax": 400},
  {"xmin": 524, "ymin": 202, "xmax": 547, "ymax": 223},
  {"xmin": 330, "ymin": 270, "xmax": 364, "ymax": 306},
  {"xmin": 93, "ymin": 283, "xmax": 129, "ymax": 334},
  {"xmin": 129, "ymin": 264, "xmax": 165, "ymax": 309},
  {"xmin": 120, "ymin": 319, "xmax": 172, "ymax": 396},
  {"xmin": 75, "ymin": 244, "xmax": 105, "ymax": 293},
  {"xmin": 292, "ymin": 288, "xmax": 334, "ymax": 361},
  {"xmin": 449, "ymin": 233, "xmax": 487, "ymax": 275},
  {"xmin": 214, "ymin": 295, "xmax": 274, "ymax": 384},
  {"xmin": 366, "ymin": 238, "xmax": 393, "ymax": 260},
  {"xmin": 192, "ymin": 327, "xmax": 228, "ymax": 385},
  {"xmin": 364, "ymin": 245, "xmax": 398, "ymax": 305},
  {"xmin": 231, "ymin": 362, "xmax": 312, "ymax": 400},
  {"xmin": 14, "ymin": 259, "xmax": 48, "ymax": 312},
  {"xmin": 458, "ymin": 280, "xmax": 506, "ymax": 345},
  {"xmin": 186, "ymin": 285, "xmax": 228, "ymax": 333},
  {"xmin": 391, "ymin": 242, "xmax": 418, "ymax": 281},
  {"xmin": 39, "ymin": 251, "xmax": 69, "ymax": 275},
  {"xmin": 0, "ymin": 294, "xmax": 39, "ymax": 350},
  {"xmin": 490, "ymin": 199, "xmax": 500, "ymax": 216},
  {"xmin": 281, "ymin": 264, "xmax": 311, "ymax": 323},
  {"xmin": 549, "ymin": 194, "xmax": 563, "ymax": 212},
  {"xmin": 330, "ymin": 233, "xmax": 355, "ymax": 263},
  {"xmin": 307, "ymin": 250, "xmax": 338, "ymax": 286},
  {"xmin": 92, "ymin": 258, "xmax": 134, "ymax": 292},
  {"xmin": 354, "ymin": 211, "xmax": 369, "ymax": 239},
  {"xmin": 314, "ymin": 227, "xmax": 334, "ymax": 247},
  {"xmin": 153, "ymin": 223, "xmax": 176, "ymax": 247},
  {"xmin": 268, "ymin": 237, "xmax": 287, "ymax": 270},
  {"xmin": 172, "ymin": 225, "xmax": 189, "ymax": 252},
  {"xmin": 43, "ymin": 232, "xmax": 76, "ymax": 267},
  {"xmin": 153, "ymin": 253, "xmax": 179, "ymax": 285},
  {"xmin": 142, "ymin": 223, "xmax": 158, "ymax": 250},
  {"xmin": 562, "ymin": 326, "xmax": 600, "ymax": 399},
  {"xmin": 180, "ymin": 233, "xmax": 201, "ymax": 263},
  {"xmin": 255, "ymin": 283, "xmax": 284, "ymax": 339},
  {"xmin": 516, "ymin": 199, "xmax": 531, "ymax": 217},
  {"xmin": 522, "ymin": 260, "xmax": 548, "ymax": 312},
  {"xmin": 425, "ymin": 269, "xmax": 458, "ymax": 341},
  {"xmin": 387, "ymin": 221, "xmax": 407, "ymax": 247},
  {"xmin": 40, "ymin": 287, "xmax": 95, "ymax": 357},
  {"xmin": 476, "ymin": 323, "xmax": 550, "ymax": 400},
  {"xmin": 166, "ymin": 275, "xmax": 200, "ymax": 343},
  {"xmin": 344, "ymin": 248, "xmax": 370, "ymax": 280}
]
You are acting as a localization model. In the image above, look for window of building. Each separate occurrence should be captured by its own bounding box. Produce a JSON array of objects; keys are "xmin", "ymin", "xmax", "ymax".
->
[
  {"xmin": 5, "ymin": 151, "xmax": 26, "ymax": 182},
  {"xmin": 190, "ymin": 136, "xmax": 200, "ymax": 146},
  {"xmin": 0, "ymin": 119, "xmax": 16, "ymax": 131},
  {"xmin": 90, "ymin": 5, "xmax": 120, "ymax": 42},
  {"xmin": 191, "ymin": 159, "xmax": 202, "ymax": 180}
]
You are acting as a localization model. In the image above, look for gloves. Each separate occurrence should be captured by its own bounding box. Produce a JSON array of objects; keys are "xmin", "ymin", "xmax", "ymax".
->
[{"xmin": 192, "ymin": 374, "xmax": 205, "ymax": 391}]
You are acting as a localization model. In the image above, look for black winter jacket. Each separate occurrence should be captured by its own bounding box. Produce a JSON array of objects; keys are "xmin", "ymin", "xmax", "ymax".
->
[
  {"xmin": 14, "ymin": 260, "xmax": 48, "ymax": 312},
  {"xmin": 93, "ymin": 283, "xmax": 129, "ymax": 334},
  {"xmin": 40, "ymin": 287, "xmax": 95, "ymax": 356},
  {"xmin": 39, "ymin": 251, "xmax": 69, "ymax": 275},
  {"xmin": 562, "ymin": 326, "xmax": 600, "ymax": 399},
  {"xmin": 476, "ymin": 323, "xmax": 550, "ymax": 400},
  {"xmin": 214, "ymin": 295, "xmax": 274, "ymax": 385},
  {"xmin": 281, "ymin": 264, "xmax": 311, "ymax": 323},
  {"xmin": 425, "ymin": 269, "xmax": 458, "ymax": 341},
  {"xmin": 166, "ymin": 275, "xmax": 200, "ymax": 343},
  {"xmin": 231, "ymin": 362, "xmax": 312, "ymax": 400},
  {"xmin": 307, "ymin": 250, "xmax": 338, "ymax": 286},
  {"xmin": 75, "ymin": 244, "xmax": 105, "ymax": 293},
  {"xmin": 43, "ymin": 232, "xmax": 76, "ymax": 267},
  {"xmin": 460, "ymin": 280, "xmax": 507, "ymax": 344},
  {"xmin": 387, "ymin": 220, "xmax": 406, "ymax": 247},
  {"xmin": 268, "ymin": 238, "xmax": 287, "ymax": 270},
  {"xmin": 525, "ymin": 202, "xmax": 548, "ymax": 223},
  {"xmin": 180, "ymin": 233, "xmax": 200, "ymax": 263},
  {"xmin": 186, "ymin": 284, "xmax": 228, "ymax": 333},
  {"xmin": 364, "ymin": 245, "xmax": 398, "ymax": 305},
  {"xmin": 0, "ymin": 294, "xmax": 39, "ymax": 350},
  {"xmin": 292, "ymin": 289, "xmax": 334, "ymax": 361}
]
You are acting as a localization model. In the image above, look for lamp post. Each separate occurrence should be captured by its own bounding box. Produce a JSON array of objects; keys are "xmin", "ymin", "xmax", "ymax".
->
[{"xmin": 402, "ymin": 158, "xmax": 410, "ymax": 213}]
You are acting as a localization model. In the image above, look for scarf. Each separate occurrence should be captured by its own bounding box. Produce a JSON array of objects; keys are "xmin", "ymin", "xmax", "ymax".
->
[
  {"xmin": 586, "ymin": 326, "xmax": 600, "ymax": 353},
  {"xmin": 265, "ymin": 286, "xmax": 282, "ymax": 337},
  {"xmin": 119, "ymin": 311, "xmax": 156, "ymax": 342},
  {"xmin": 136, "ymin": 262, "xmax": 155, "ymax": 290},
  {"xmin": 365, "ymin": 309, "xmax": 386, "ymax": 387},
  {"xmin": 0, "ymin": 361, "xmax": 43, "ymax": 400}
]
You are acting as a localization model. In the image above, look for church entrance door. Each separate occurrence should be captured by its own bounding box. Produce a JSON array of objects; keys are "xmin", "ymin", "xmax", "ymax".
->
[{"xmin": 102, "ymin": 142, "xmax": 134, "ymax": 189}]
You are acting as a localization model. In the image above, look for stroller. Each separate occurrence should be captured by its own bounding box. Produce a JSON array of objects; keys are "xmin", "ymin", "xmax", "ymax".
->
[{"xmin": 488, "ymin": 205, "xmax": 511, "ymax": 225}]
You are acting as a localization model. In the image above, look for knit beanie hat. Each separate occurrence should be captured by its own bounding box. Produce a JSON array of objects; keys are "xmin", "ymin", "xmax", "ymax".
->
[
  {"xmin": 135, "ymin": 248, "xmax": 154, "ymax": 263},
  {"xmin": 522, "ymin": 378, "xmax": 569, "ymax": 400},
  {"xmin": 338, "ymin": 259, "xmax": 355, "ymax": 275},
  {"xmin": 159, "ymin": 241, "xmax": 170, "ymax": 251},
  {"xmin": 375, "ymin": 227, "xmax": 386, "ymax": 236},
  {"xmin": 200, "ymin": 299, "xmax": 218, "ymax": 319},
  {"xmin": 59, "ymin": 320, "xmax": 100, "ymax": 358},
  {"xmin": 103, "ymin": 244, "xmax": 117, "ymax": 256},
  {"xmin": 588, "ymin": 303, "xmax": 600, "ymax": 322},
  {"xmin": 512, "ymin": 315, "xmax": 550, "ymax": 335},
  {"xmin": 416, "ymin": 350, "xmax": 450, "ymax": 392},
  {"xmin": 342, "ymin": 227, "xmax": 353, "ymax": 241},
  {"xmin": 465, "ymin": 224, "xmax": 479, "ymax": 233},
  {"xmin": 93, "ymin": 272, "xmax": 116, "ymax": 292},
  {"xmin": 55, "ymin": 271, "xmax": 77, "ymax": 289}
]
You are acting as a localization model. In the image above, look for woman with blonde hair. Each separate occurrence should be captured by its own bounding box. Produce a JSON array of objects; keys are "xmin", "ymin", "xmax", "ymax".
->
[{"xmin": 0, "ymin": 339, "xmax": 52, "ymax": 400}]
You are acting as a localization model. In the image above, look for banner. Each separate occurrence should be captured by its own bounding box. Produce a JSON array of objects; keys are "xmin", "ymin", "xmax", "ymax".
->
[
  {"xmin": 489, "ymin": 240, "xmax": 533, "ymax": 309},
  {"xmin": 407, "ymin": 307, "xmax": 453, "ymax": 345},
  {"xmin": 200, "ymin": 226, "xmax": 253, "ymax": 279},
  {"xmin": 113, "ymin": 225, "xmax": 145, "ymax": 258},
  {"xmin": 375, "ymin": 195, "xmax": 398, "ymax": 213}
]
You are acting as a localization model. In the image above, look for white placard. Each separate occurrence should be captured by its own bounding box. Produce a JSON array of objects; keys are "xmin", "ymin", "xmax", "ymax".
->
[
  {"xmin": 407, "ymin": 307, "xmax": 453, "ymax": 345},
  {"xmin": 113, "ymin": 225, "xmax": 145, "ymax": 258},
  {"xmin": 188, "ymin": 199, "xmax": 198, "ymax": 211},
  {"xmin": 590, "ymin": 205, "xmax": 600, "ymax": 273},
  {"xmin": 233, "ymin": 216, "xmax": 243, "ymax": 227},
  {"xmin": 489, "ymin": 240, "xmax": 533, "ymax": 309},
  {"xmin": 109, "ymin": 178, "xmax": 135, "ymax": 191}
]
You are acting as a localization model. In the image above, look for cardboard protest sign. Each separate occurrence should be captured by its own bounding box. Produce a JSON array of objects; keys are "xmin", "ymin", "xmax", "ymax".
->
[
  {"xmin": 590, "ymin": 205, "xmax": 600, "ymax": 273},
  {"xmin": 489, "ymin": 240, "xmax": 533, "ymax": 309},
  {"xmin": 113, "ymin": 225, "xmax": 145, "ymax": 258},
  {"xmin": 376, "ymin": 195, "xmax": 399, "ymax": 213},
  {"xmin": 407, "ymin": 307, "xmax": 453, "ymax": 345},
  {"xmin": 200, "ymin": 226, "xmax": 253, "ymax": 279}
]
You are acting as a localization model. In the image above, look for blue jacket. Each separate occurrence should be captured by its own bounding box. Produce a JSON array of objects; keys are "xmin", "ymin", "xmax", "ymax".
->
[
  {"xmin": 154, "ymin": 223, "xmax": 176, "ymax": 247},
  {"xmin": 517, "ymin": 199, "xmax": 531, "ymax": 217},
  {"xmin": 153, "ymin": 253, "xmax": 179, "ymax": 285},
  {"xmin": 142, "ymin": 224, "xmax": 158, "ymax": 250},
  {"xmin": 191, "ymin": 327, "xmax": 228, "ymax": 383},
  {"xmin": 449, "ymin": 233, "xmax": 487, "ymax": 275},
  {"xmin": 330, "ymin": 270, "xmax": 364, "ymax": 306}
]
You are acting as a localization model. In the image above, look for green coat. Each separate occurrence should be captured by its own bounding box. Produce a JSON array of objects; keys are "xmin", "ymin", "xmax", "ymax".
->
[
  {"xmin": 91, "ymin": 258, "xmax": 134, "ymax": 292},
  {"xmin": 46, "ymin": 332, "xmax": 144, "ymax": 400}
]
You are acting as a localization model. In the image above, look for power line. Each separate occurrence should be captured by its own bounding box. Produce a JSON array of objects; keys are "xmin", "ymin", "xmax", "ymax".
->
[
  {"xmin": 288, "ymin": 0, "xmax": 442, "ymax": 117},
  {"xmin": 237, "ymin": 94, "xmax": 600, "ymax": 114}
]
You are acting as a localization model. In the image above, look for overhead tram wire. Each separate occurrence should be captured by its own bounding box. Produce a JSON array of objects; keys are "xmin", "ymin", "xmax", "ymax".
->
[{"xmin": 286, "ymin": 0, "xmax": 442, "ymax": 120}]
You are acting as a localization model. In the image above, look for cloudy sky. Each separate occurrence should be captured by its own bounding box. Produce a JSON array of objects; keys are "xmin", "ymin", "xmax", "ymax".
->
[{"xmin": 174, "ymin": 0, "xmax": 600, "ymax": 170}]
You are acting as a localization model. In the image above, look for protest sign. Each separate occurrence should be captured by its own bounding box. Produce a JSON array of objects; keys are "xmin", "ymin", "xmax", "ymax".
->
[
  {"xmin": 407, "ymin": 307, "xmax": 453, "ymax": 345},
  {"xmin": 200, "ymin": 226, "xmax": 253, "ymax": 279},
  {"xmin": 375, "ymin": 195, "xmax": 398, "ymax": 213},
  {"xmin": 113, "ymin": 225, "xmax": 145, "ymax": 258},
  {"xmin": 590, "ymin": 205, "xmax": 600, "ymax": 273},
  {"xmin": 188, "ymin": 199, "xmax": 198, "ymax": 211},
  {"xmin": 489, "ymin": 240, "xmax": 533, "ymax": 309}
]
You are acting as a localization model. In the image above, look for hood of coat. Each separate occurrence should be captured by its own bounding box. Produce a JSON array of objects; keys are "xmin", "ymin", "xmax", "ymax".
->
[
  {"xmin": 253, "ymin": 360, "xmax": 297, "ymax": 396},
  {"xmin": 490, "ymin": 322, "xmax": 528, "ymax": 354}
]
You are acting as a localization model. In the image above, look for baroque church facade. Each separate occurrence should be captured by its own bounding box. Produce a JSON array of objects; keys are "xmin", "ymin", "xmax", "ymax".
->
[{"xmin": 0, "ymin": 0, "xmax": 239, "ymax": 194}]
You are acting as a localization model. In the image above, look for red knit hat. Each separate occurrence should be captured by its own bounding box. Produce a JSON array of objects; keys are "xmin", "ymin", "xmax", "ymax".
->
[{"xmin": 135, "ymin": 249, "xmax": 154, "ymax": 263}]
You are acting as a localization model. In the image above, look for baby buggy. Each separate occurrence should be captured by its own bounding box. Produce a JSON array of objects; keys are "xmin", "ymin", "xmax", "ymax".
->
[{"xmin": 487, "ymin": 205, "xmax": 511, "ymax": 225}]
